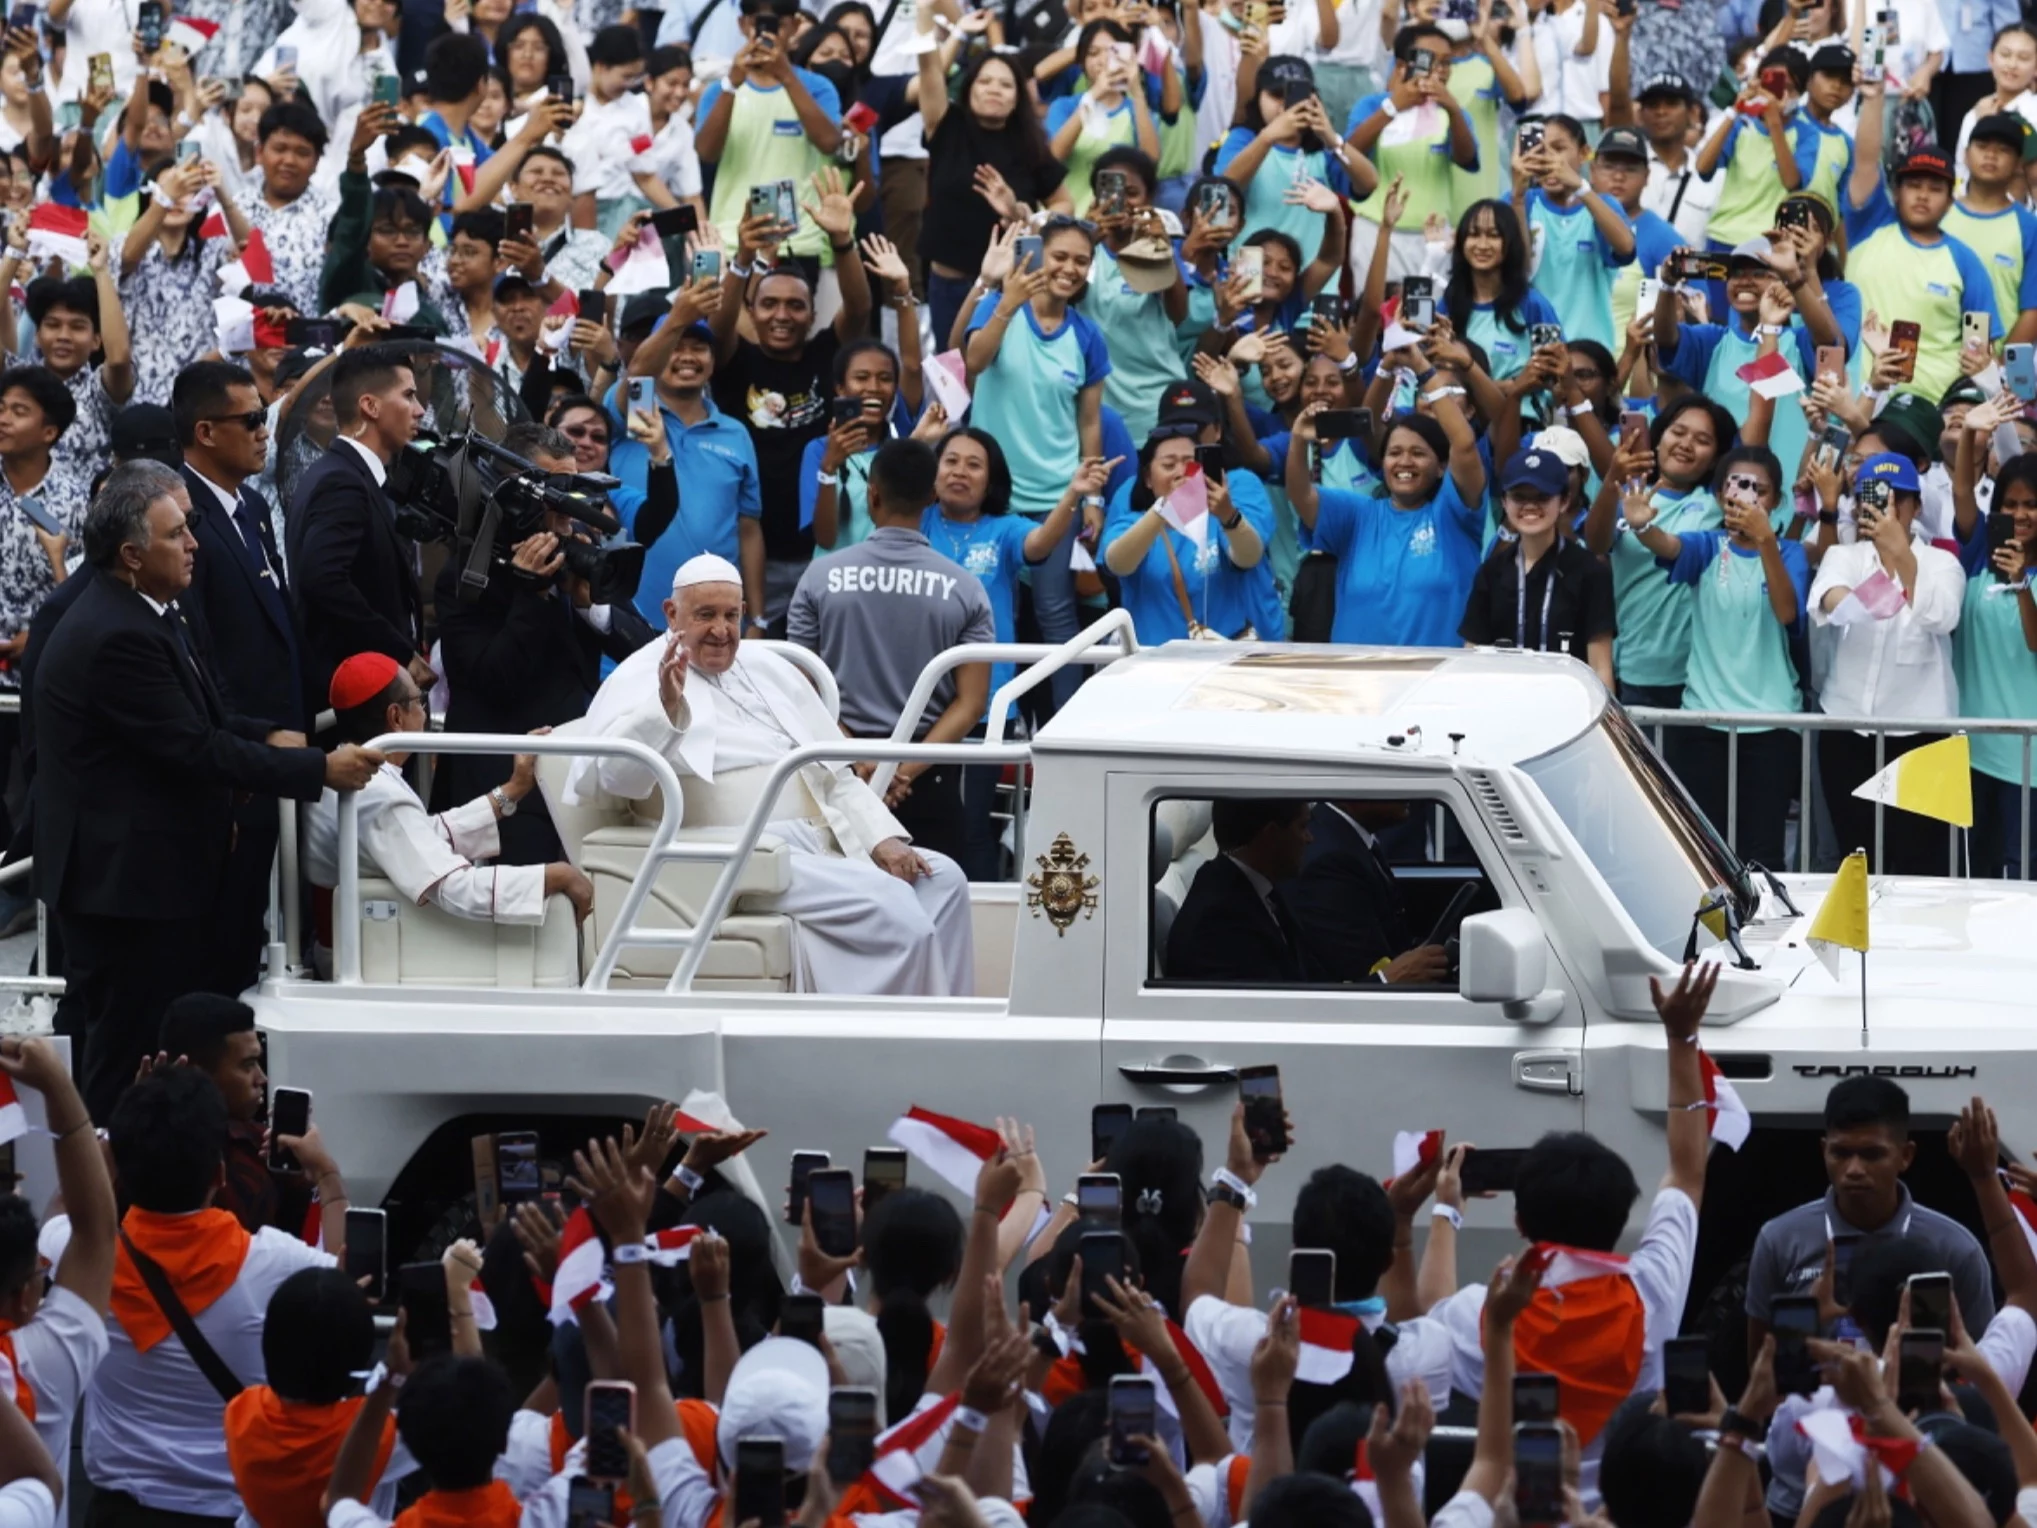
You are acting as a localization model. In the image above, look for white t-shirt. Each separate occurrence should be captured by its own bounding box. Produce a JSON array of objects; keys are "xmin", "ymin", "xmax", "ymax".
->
[
  {"xmin": 1644, "ymin": 146, "xmax": 1725, "ymax": 249},
  {"xmin": 1521, "ymin": 3, "xmax": 1613, "ymax": 122},
  {"xmin": 1182, "ymin": 1295, "xmax": 1458, "ymax": 1452},
  {"xmin": 84, "ymin": 1228, "xmax": 336, "ymax": 1517},
  {"xmin": 10, "ymin": 1284, "xmax": 109, "ymax": 1467},
  {"xmin": 562, "ymin": 93, "xmax": 658, "ymax": 202},
  {"xmin": 633, "ymin": 114, "xmax": 706, "ymax": 202},
  {"xmin": 1877, "ymin": 0, "xmax": 1950, "ymax": 93}
]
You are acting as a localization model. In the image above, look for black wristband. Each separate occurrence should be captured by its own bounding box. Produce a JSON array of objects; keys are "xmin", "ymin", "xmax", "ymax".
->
[
  {"xmin": 1718, "ymin": 1407, "xmax": 1768, "ymax": 1439},
  {"xmin": 1817, "ymin": 509, "xmax": 1838, "ymax": 524}
]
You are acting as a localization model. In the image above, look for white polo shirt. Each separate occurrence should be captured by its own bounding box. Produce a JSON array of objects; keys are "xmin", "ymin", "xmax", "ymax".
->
[
  {"xmin": 1808, "ymin": 531, "xmax": 1966, "ymax": 720},
  {"xmin": 8, "ymin": 1284, "xmax": 110, "ymax": 1467},
  {"xmin": 85, "ymin": 1228, "xmax": 334, "ymax": 1517}
]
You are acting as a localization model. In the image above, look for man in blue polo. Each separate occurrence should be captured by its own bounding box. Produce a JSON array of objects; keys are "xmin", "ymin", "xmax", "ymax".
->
[{"xmin": 609, "ymin": 288, "xmax": 762, "ymax": 630}]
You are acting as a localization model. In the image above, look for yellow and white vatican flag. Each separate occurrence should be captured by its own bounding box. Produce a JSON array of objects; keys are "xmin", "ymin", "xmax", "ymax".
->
[
  {"xmin": 1807, "ymin": 849, "xmax": 1869, "ymax": 982},
  {"xmin": 1851, "ymin": 735, "xmax": 1974, "ymax": 827}
]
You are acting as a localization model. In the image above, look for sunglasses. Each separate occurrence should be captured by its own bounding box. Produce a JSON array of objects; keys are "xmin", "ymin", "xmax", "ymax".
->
[{"xmin": 200, "ymin": 408, "xmax": 268, "ymax": 431}]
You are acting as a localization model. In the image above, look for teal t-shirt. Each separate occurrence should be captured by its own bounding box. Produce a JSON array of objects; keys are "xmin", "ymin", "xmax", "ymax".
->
[
  {"xmin": 1211, "ymin": 135, "xmax": 1351, "ymax": 253},
  {"xmin": 1956, "ymin": 525, "xmax": 2037, "ymax": 784},
  {"xmin": 1466, "ymin": 290, "xmax": 1562, "ymax": 383},
  {"xmin": 1609, "ymin": 484, "xmax": 1723, "ymax": 688},
  {"xmin": 1314, "ymin": 474, "xmax": 1486, "ymax": 647},
  {"xmin": 1521, "ymin": 188, "xmax": 1632, "ymax": 352},
  {"xmin": 966, "ymin": 293, "xmax": 1113, "ymax": 514},
  {"xmin": 1662, "ymin": 531, "xmax": 1809, "ymax": 727},
  {"xmin": 1079, "ymin": 243, "xmax": 1186, "ymax": 441}
]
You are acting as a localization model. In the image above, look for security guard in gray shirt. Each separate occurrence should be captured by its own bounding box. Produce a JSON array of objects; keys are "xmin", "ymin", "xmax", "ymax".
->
[{"xmin": 787, "ymin": 439, "xmax": 995, "ymax": 865}]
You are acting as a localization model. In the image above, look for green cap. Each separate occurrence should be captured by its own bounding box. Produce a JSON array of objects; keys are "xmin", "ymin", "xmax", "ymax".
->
[{"xmin": 1872, "ymin": 391, "xmax": 1945, "ymax": 464}]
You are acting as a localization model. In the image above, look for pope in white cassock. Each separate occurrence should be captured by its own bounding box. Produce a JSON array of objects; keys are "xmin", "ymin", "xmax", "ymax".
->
[{"xmin": 567, "ymin": 554, "xmax": 974, "ymax": 996}]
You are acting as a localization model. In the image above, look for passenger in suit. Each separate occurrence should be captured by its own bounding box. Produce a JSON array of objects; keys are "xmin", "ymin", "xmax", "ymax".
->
[
  {"xmin": 32, "ymin": 462, "xmax": 382, "ymax": 1118},
  {"xmin": 177, "ymin": 361, "xmax": 308, "ymax": 993},
  {"xmin": 429, "ymin": 422, "xmax": 656, "ymax": 863},
  {"xmin": 1286, "ymin": 801, "xmax": 1450, "ymax": 985},
  {"xmin": 283, "ymin": 345, "xmax": 431, "ymax": 722},
  {"xmin": 1164, "ymin": 798, "xmax": 1318, "ymax": 984}
]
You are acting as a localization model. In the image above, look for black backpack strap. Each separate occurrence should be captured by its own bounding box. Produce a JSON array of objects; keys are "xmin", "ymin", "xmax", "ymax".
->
[{"xmin": 118, "ymin": 1230, "xmax": 244, "ymax": 1403}]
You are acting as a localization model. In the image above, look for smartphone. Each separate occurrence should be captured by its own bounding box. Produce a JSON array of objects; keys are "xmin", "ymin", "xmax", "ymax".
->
[
  {"xmin": 1238, "ymin": 1064, "xmax": 1286, "ymax": 1159},
  {"xmin": 787, "ymin": 1149, "xmax": 829, "ymax": 1226},
  {"xmin": 1135, "ymin": 1105, "xmax": 1177, "ymax": 1122},
  {"xmin": 575, "ymin": 289, "xmax": 606, "ymax": 327},
  {"xmin": 808, "ymin": 1166, "xmax": 858, "ymax": 1257},
  {"xmin": 1518, "ymin": 120, "xmax": 1545, "ymax": 157},
  {"xmin": 1408, "ymin": 45, "xmax": 1436, "ymax": 78},
  {"xmin": 6, "ymin": 5, "xmax": 35, "ymax": 35},
  {"xmin": 175, "ymin": 137, "xmax": 202, "ymax": 164},
  {"xmin": 1897, "ymin": 1330, "xmax": 1944, "ymax": 1414},
  {"xmin": 1618, "ymin": 408, "xmax": 1650, "ymax": 451},
  {"xmin": 1194, "ymin": 180, "xmax": 1237, "ymax": 229},
  {"xmin": 344, "ymin": 1207, "xmax": 387, "ymax": 1301},
  {"xmin": 504, "ymin": 202, "xmax": 535, "ymax": 244},
  {"xmin": 285, "ymin": 317, "xmax": 341, "ymax": 348},
  {"xmin": 372, "ymin": 71, "xmax": 400, "ymax": 107},
  {"xmin": 779, "ymin": 1291, "xmax": 826, "ymax": 1348},
  {"xmin": 651, "ymin": 204, "xmax": 699, "ymax": 240},
  {"xmin": 842, "ymin": 99, "xmax": 880, "ymax": 135},
  {"xmin": 88, "ymin": 52, "xmax": 113, "ymax": 94},
  {"xmin": 1988, "ymin": 512, "xmax": 2020, "ymax": 581},
  {"xmin": 1815, "ymin": 417, "xmax": 1852, "ymax": 469},
  {"xmin": 827, "ymin": 1388, "xmax": 879, "ymax": 1486},
  {"xmin": 1965, "ymin": 311, "xmax": 1992, "ymax": 354},
  {"xmin": 1282, "ymin": 75, "xmax": 1313, "ymax": 109},
  {"xmin": 1759, "ymin": 65, "xmax": 1791, "ymax": 97},
  {"xmin": 772, "ymin": 179, "xmax": 798, "ymax": 230},
  {"xmin": 1107, "ymin": 1375, "xmax": 1157, "ymax": 1467},
  {"xmin": 1079, "ymin": 1228, "xmax": 1124, "ymax": 1313},
  {"xmin": 747, "ymin": 183, "xmax": 780, "ymax": 227},
  {"xmin": 137, "ymin": 0, "xmax": 162, "ymax": 52},
  {"xmin": 1663, "ymin": 1335, "xmax": 1711, "ymax": 1416},
  {"xmin": 2007, "ymin": 342, "xmax": 2037, "ymax": 401},
  {"xmin": 684, "ymin": 246, "xmax": 719, "ymax": 284},
  {"xmin": 1906, "ymin": 1271, "xmax": 1953, "ymax": 1333},
  {"xmin": 13, "ymin": 496, "xmax": 61, "ymax": 538},
  {"xmin": 1400, "ymin": 274, "xmax": 1435, "ymax": 330},
  {"xmin": 1857, "ymin": 477, "xmax": 1892, "ymax": 515},
  {"xmin": 1289, "ymin": 1248, "xmax": 1336, "ymax": 1307},
  {"xmin": 567, "ymin": 1478, "xmax": 615, "ymax": 1528},
  {"xmin": 267, "ymin": 1086, "xmax": 310, "ymax": 1173},
  {"xmin": 862, "ymin": 1146, "xmax": 907, "ymax": 1214},
  {"xmin": 1876, "ymin": 5, "xmax": 1899, "ymax": 39},
  {"xmin": 1097, "ymin": 168, "xmax": 1128, "ymax": 218},
  {"xmin": 1091, "ymin": 1102, "xmax": 1134, "ymax": 1162},
  {"xmin": 830, "ymin": 395, "xmax": 867, "ymax": 428},
  {"xmin": 547, "ymin": 71, "xmax": 576, "ymax": 102},
  {"xmin": 1860, "ymin": 25, "xmax": 1885, "ymax": 81},
  {"xmin": 1077, "ymin": 1171, "xmax": 1122, "ymax": 1225},
  {"xmin": 733, "ymin": 1438, "xmax": 787, "ymax": 1528},
  {"xmin": 584, "ymin": 1381, "xmax": 637, "ymax": 1482},
  {"xmin": 1315, "ymin": 407, "xmax": 1366, "ymax": 442},
  {"xmin": 1529, "ymin": 322, "xmax": 1563, "ymax": 351},
  {"xmin": 1815, "ymin": 343, "xmax": 1845, "ymax": 383},
  {"xmin": 1234, "ymin": 244, "xmax": 1264, "ymax": 299},
  {"xmin": 1195, "ymin": 442, "xmax": 1227, "ymax": 486},
  {"xmin": 398, "ymin": 1261, "xmax": 452, "ymax": 1360},
  {"xmin": 274, "ymin": 43, "xmax": 297, "ymax": 70},
  {"xmin": 1771, "ymin": 1293, "xmax": 1821, "ymax": 1396},
  {"xmin": 1459, "ymin": 1146, "xmax": 1527, "ymax": 1195},
  {"xmin": 1513, "ymin": 1372, "xmax": 1560, "ymax": 1424},
  {"xmin": 1514, "ymin": 1422, "xmax": 1565, "ymax": 1526},
  {"xmin": 1635, "ymin": 275, "xmax": 1661, "ymax": 315},
  {"xmin": 1777, "ymin": 198, "xmax": 1814, "ymax": 232},
  {"xmin": 1309, "ymin": 294, "xmax": 1344, "ymax": 332},
  {"xmin": 629, "ymin": 376, "xmax": 657, "ymax": 415},
  {"xmin": 1888, "ymin": 319, "xmax": 1921, "ymax": 382},
  {"xmin": 497, "ymin": 1130, "xmax": 540, "ymax": 1202},
  {"xmin": 1014, "ymin": 233, "xmax": 1044, "ymax": 273}
]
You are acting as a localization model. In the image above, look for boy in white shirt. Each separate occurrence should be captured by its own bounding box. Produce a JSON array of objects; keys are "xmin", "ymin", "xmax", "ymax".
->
[{"xmin": 562, "ymin": 25, "xmax": 657, "ymax": 237}]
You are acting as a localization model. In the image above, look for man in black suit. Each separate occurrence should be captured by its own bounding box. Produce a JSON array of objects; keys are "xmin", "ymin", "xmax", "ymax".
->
[
  {"xmin": 1165, "ymin": 798, "xmax": 1318, "ymax": 984},
  {"xmin": 430, "ymin": 422, "xmax": 655, "ymax": 862},
  {"xmin": 176, "ymin": 361, "xmax": 307, "ymax": 992},
  {"xmin": 1286, "ymin": 801, "xmax": 1450, "ymax": 986},
  {"xmin": 33, "ymin": 461, "xmax": 382, "ymax": 1117},
  {"xmin": 284, "ymin": 344, "xmax": 431, "ymax": 721}
]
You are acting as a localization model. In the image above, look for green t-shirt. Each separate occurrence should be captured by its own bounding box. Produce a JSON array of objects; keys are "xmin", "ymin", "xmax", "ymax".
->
[
  {"xmin": 700, "ymin": 73, "xmax": 840, "ymax": 259},
  {"xmin": 1942, "ymin": 201, "xmax": 2037, "ymax": 352},
  {"xmin": 1707, "ymin": 111, "xmax": 1817, "ymax": 248},
  {"xmin": 1350, "ymin": 92, "xmax": 1457, "ymax": 229},
  {"xmin": 1957, "ymin": 561, "xmax": 2037, "ymax": 783},
  {"xmin": 1448, "ymin": 53, "xmax": 1503, "ymax": 222},
  {"xmin": 1079, "ymin": 243, "xmax": 1185, "ymax": 440},
  {"xmin": 1609, "ymin": 484, "xmax": 1722, "ymax": 687}
]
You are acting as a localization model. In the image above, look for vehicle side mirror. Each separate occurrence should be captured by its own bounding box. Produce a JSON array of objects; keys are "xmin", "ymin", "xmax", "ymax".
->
[{"xmin": 1459, "ymin": 909, "xmax": 1563, "ymax": 1023}]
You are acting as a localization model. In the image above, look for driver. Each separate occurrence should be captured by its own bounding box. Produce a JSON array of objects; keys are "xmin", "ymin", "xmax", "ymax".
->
[{"xmin": 1285, "ymin": 800, "xmax": 1452, "ymax": 985}]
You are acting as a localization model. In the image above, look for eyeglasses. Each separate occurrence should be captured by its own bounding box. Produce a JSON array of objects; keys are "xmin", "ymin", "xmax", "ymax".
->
[
  {"xmin": 200, "ymin": 409, "xmax": 268, "ymax": 432},
  {"xmin": 559, "ymin": 423, "xmax": 609, "ymax": 442},
  {"xmin": 371, "ymin": 222, "xmax": 426, "ymax": 241}
]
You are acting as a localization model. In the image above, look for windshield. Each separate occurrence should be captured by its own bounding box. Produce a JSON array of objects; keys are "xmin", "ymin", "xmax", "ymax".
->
[{"xmin": 1520, "ymin": 710, "xmax": 1756, "ymax": 957}]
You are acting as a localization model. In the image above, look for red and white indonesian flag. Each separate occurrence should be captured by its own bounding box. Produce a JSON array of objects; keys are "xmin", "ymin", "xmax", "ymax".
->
[
  {"xmin": 1796, "ymin": 1407, "xmax": 1920, "ymax": 1495},
  {"xmin": 165, "ymin": 16, "xmax": 219, "ymax": 54},
  {"xmin": 0, "ymin": 1076, "xmax": 27, "ymax": 1148},
  {"xmin": 1149, "ymin": 1318, "xmax": 1227, "ymax": 1420},
  {"xmin": 1526, "ymin": 1243, "xmax": 1629, "ymax": 1287},
  {"xmin": 646, "ymin": 1226, "xmax": 703, "ymax": 1265},
  {"xmin": 468, "ymin": 1276, "xmax": 498, "ymax": 1331},
  {"xmin": 865, "ymin": 1391, "xmax": 962, "ymax": 1507},
  {"xmin": 219, "ymin": 228, "xmax": 275, "ymax": 297},
  {"xmin": 1389, "ymin": 1129, "xmax": 1442, "ymax": 1185},
  {"xmin": 25, "ymin": 206, "xmax": 88, "ymax": 269},
  {"xmin": 382, "ymin": 281, "xmax": 420, "ymax": 325},
  {"xmin": 1296, "ymin": 1306, "xmax": 1361, "ymax": 1385},
  {"xmin": 213, "ymin": 295, "xmax": 255, "ymax": 356},
  {"xmin": 887, "ymin": 1105, "xmax": 1000, "ymax": 1197},
  {"xmin": 2004, "ymin": 1177, "xmax": 2037, "ymax": 1264},
  {"xmin": 1734, "ymin": 349, "xmax": 1805, "ymax": 400},
  {"xmin": 547, "ymin": 1207, "xmax": 611, "ymax": 1326},
  {"xmin": 1699, "ymin": 1052, "xmax": 1750, "ymax": 1151},
  {"xmin": 924, "ymin": 349, "xmax": 971, "ymax": 421},
  {"xmin": 1156, "ymin": 464, "xmax": 1210, "ymax": 549}
]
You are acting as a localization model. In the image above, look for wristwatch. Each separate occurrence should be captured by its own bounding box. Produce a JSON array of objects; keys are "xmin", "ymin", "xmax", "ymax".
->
[
  {"xmin": 489, "ymin": 786, "xmax": 518, "ymax": 818},
  {"xmin": 1717, "ymin": 1407, "xmax": 1766, "ymax": 1442},
  {"xmin": 1207, "ymin": 1181, "xmax": 1251, "ymax": 1210}
]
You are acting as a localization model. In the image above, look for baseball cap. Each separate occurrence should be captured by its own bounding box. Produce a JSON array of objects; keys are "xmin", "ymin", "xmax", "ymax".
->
[
  {"xmin": 1854, "ymin": 451, "xmax": 1921, "ymax": 494},
  {"xmin": 1893, "ymin": 146, "xmax": 1956, "ymax": 183},
  {"xmin": 1115, "ymin": 234, "xmax": 1180, "ymax": 295},
  {"xmin": 1595, "ymin": 126, "xmax": 1648, "ymax": 163},
  {"xmin": 1727, "ymin": 234, "xmax": 1780, "ymax": 270},
  {"xmin": 1806, "ymin": 42, "xmax": 1856, "ymax": 76},
  {"xmin": 1969, "ymin": 112, "xmax": 2035, "ymax": 157},
  {"xmin": 494, "ymin": 270, "xmax": 541, "ymax": 299},
  {"xmin": 1156, "ymin": 377, "xmax": 1221, "ymax": 427},
  {"xmin": 1260, "ymin": 55, "xmax": 1314, "ymax": 94},
  {"xmin": 1500, "ymin": 447, "xmax": 1569, "ymax": 497},
  {"xmin": 1873, "ymin": 392, "xmax": 1944, "ymax": 462},
  {"xmin": 619, "ymin": 290, "xmax": 671, "ymax": 337},
  {"xmin": 112, "ymin": 405, "xmax": 181, "ymax": 467},
  {"xmin": 1940, "ymin": 376, "xmax": 1989, "ymax": 411},
  {"xmin": 716, "ymin": 1337, "xmax": 829, "ymax": 1472},
  {"xmin": 1636, "ymin": 70, "xmax": 1697, "ymax": 101},
  {"xmin": 822, "ymin": 1307, "xmax": 888, "ymax": 1426},
  {"xmin": 1531, "ymin": 426, "xmax": 1591, "ymax": 469}
]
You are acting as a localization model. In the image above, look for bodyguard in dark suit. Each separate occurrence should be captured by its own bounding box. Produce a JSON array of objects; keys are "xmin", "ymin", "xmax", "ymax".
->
[
  {"xmin": 1286, "ymin": 801, "xmax": 1449, "ymax": 986},
  {"xmin": 1165, "ymin": 798, "xmax": 1318, "ymax": 984},
  {"xmin": 176, "ymin": 363, "xmax": 310, "ymax": 992},
  {"xmin": 429, "ymin": 423, "xmax": 655, "ymax": 862},
  {"xmin": 284, "ymin": 346, "xmax": 430, "ymax": 720},
  {"xmin": 33, "ymin": 462, "xmax": 382, "ymax": 1118}
]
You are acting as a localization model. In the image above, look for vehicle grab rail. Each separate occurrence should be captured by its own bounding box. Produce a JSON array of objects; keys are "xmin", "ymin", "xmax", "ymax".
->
[
  {"xmin": 751, "ymin": 641, "xmax": 841, "ymax": 721},
  {"xmin": 985, "ymin": 609, "xmax": 1138, "ymax": 747},
  {"xmin": 1624, "ymin": 706, "xmax": 2037, "ymax": 879}
]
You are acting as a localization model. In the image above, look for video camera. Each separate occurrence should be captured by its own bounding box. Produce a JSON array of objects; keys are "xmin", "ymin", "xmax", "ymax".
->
[{"xmin": 386, "ymin": 431, "xmax": 646, "ymax": 607}]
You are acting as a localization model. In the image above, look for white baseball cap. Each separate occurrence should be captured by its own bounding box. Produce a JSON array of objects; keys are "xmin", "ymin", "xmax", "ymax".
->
[{"xmin": 715, "ymin": 1337, "xmax": 830, "ymax": 1472}]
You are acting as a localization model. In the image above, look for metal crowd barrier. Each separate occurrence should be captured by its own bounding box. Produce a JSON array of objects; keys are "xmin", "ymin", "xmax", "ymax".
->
[{"xmin": 1625, "ymin": 707, "xmax": 2037, "ymax": 879}]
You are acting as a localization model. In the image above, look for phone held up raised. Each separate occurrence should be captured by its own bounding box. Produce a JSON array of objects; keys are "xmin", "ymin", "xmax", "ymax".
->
[
  {"xmin": 267, "ymin": 1086, "xmax": 310, "ymax": 1173},
  {"xmin": 1238, "ymin": 1064, "xmax": 1287, "ymax": 1159}
]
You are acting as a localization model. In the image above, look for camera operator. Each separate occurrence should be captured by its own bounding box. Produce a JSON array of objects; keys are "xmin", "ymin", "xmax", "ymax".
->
[{"xmin": 430, "ymin": 423, "xmax": 656, "ymax": 863}]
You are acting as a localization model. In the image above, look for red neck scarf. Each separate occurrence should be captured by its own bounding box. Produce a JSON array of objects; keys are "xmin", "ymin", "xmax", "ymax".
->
[
  {"xmin": 226, "ymin": 1388, "xmax": 396, "ymax": 1528},
  {"xmin": 393, "ymin": 1483, "xmax": 522, "ymax": 1528},
  {"xmin": 112, "ymin": 1207, "xmax": 253, "ymax": 1352},
  {"xmin": 1504, "ymin": 1249, "xmax": 1646, "ymax": 1447}
]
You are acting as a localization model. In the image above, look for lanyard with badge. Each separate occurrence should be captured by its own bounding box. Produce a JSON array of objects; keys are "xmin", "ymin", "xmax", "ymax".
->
[{"xmin": 1517, "ymin": 544, "xmax": 1556, "ymax": 650}]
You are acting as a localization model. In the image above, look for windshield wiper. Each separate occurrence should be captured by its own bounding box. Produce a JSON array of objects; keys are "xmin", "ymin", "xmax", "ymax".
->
[{"xmin": 1743, "ymin": 861, "xmax": 1802, "ymax": 918}]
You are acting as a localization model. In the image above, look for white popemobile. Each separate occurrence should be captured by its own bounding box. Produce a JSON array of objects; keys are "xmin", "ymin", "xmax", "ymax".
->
[{"xmin": 244, "ymin": 613, "xmax": 2030, "ymax": 1289}]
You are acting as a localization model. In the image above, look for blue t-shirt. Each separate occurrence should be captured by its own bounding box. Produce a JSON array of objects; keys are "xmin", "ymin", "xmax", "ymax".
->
[
  {"xmin": 1099, "ymin": 475, "xmax": 1276, "ymax": 642},
  {"xmin": 1663, "ymin": 315, "xmax": 1812, "ymax": 497},
  {"xmin": 603, "ymin": 383, "xmax": 762, "ymax": 627},
  {"xmin": 1312, "ymin": 475, "xmax": 1485, "ymax": 647},
  {"xmin": 966, "ymin": 293, "xmax": 1112, "ymax": 514},
  {"xmin": 1464, "ymin": 289, "xmax": 1561, "ymax": 383},
  {"xmin": 1662, "ymin": 531, "xmax": 1809, "ymax": 725},
  {"xmin": 921, "ymin": 507, "xmax": 1037, "ymax": 719}
]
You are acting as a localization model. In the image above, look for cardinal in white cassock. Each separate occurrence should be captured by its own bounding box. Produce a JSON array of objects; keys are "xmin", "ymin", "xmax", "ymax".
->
[{"xmin": 566, "ymin": 554, "xmax": 974, "ymax": 996}]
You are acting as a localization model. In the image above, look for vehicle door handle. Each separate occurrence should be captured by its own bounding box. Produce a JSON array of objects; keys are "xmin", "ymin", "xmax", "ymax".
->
[
  {"xmin": 1514, "ymin": 1049, "xmax": 1581, "ymax": 1096},
  {"xmin": 1119, "ymin": 1062, "xmax": 1240, "ymax": 1086}
]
